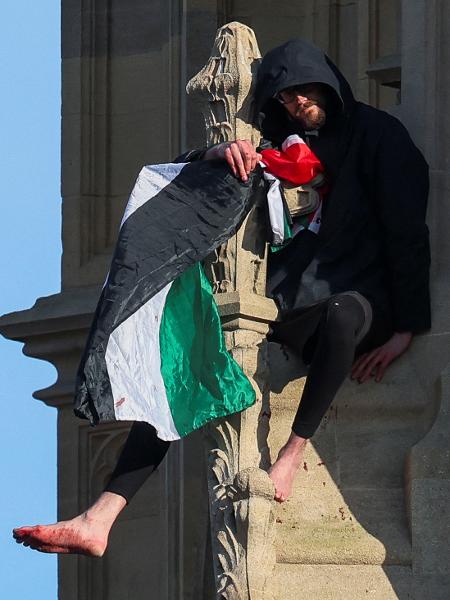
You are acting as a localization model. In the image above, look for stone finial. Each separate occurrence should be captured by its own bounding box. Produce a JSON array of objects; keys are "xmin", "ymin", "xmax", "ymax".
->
[
  {"xmin": 192, "ymin": 22, "xmax": 277, "ymax": 599},
  {"xmin": 186, "ymin": 21, "xmax": 262, "ymax": 146},
  {"xmin": 186, "ymin": 22, "xmax": 273, "ymax": 299}
]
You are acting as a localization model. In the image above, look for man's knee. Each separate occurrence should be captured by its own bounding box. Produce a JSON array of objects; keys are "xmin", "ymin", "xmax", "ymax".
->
[{"xmin": 323, "ymin": 294, "xmax": 366, "ymax": 338}]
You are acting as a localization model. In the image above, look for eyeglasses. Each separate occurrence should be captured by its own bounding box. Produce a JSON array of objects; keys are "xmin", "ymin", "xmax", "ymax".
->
[{"xmin": 275, "ymin": 85, "xmax": 316, "ymax": 105}]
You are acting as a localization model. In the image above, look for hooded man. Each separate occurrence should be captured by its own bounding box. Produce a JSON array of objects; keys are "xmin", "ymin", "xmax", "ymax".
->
[
  {"xmin": 13, "ymin": 39, "xmax": 430, "ymax": 555},
  {"xmin": 204, "ymin": 38, "xmax": 431, "ymax": 501}
]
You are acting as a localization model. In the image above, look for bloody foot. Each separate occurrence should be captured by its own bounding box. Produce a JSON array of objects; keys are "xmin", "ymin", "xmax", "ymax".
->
[
  {"xmin": 13, "ymin": 518, "xmax": 107, "ymax": 556},
  {"xmin": 13, "ymin": 491, "xmax": 126, "ymax": 556},
  {"xmin": 268, "ymin": 432, "xmax": 308, "ymax": 502}
]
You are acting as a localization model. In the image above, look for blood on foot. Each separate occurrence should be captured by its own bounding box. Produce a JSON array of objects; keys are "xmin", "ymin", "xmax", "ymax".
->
[
  {"xmin": 12, "ymin": 524, "xmax": 105, "ymax": 556},
  {"xmin": 13, "ymin": 526, "xmax": 35, "ymax": 539}
]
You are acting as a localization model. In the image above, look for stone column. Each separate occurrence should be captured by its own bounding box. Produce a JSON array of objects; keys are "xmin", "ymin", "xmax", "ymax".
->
[
  {"xmin": 402, "ymin": 2, "xmax": 450, "ymax": 598},
  {"xmin": 186, "ymin": 22, "xmax": 278, "ymax": 600}
]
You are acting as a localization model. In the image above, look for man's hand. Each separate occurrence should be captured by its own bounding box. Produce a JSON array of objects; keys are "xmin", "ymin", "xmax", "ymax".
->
[
  {"xmin": 351, "ymin": 331, "xmax": 413, "ymax": 383},
  {"xmin": 203, "ymin": 139, "xmax": 262, "ymax": 182}
]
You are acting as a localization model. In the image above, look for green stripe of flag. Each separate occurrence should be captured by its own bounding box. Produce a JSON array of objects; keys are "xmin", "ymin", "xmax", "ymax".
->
[{"xmin": 159, "ymin": 263, "xmax": 256, "ymax": 437}]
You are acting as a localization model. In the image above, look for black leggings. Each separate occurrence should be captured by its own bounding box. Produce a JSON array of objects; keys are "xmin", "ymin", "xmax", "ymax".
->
[
  {"xmin": 105, "ymin": 293, "xmax": 380, "ymax": 503},
  {"xmin": 104, "ymin": 421, "xmax": 170, "ymax": 503},
  {"xmin": 269, "ymin": 293, "xmax": 372, "ymax": 438}
]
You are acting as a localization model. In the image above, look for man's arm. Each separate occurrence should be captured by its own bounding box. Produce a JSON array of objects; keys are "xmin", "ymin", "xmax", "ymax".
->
[
  {"xmin": 352, "ymin": 115, "xmax": 430, "ymax": 383},
  {"xmin": 204, "ymin": 140, "xmax": 262, "ymax": 181},
  {"xmin": 175, "ymin": 140, "xmax": 261, "ymax": 180},
  {"xmin": 351, "ymin": 331, "xmax": 412, "ymax": 383}
]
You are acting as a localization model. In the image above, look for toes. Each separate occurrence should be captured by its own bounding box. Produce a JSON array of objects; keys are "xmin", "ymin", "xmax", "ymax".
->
[
  {"xmin": 274, "ymin": 490, "xmax": 285, "ymax": 503},
  {"xmin": 35, "ymin": 544, "xmax": 69, "ymax": 554},
  {"xmin": 36, "ymin": 545, "xmax": 71, "ymax": 554},
  {"xmin": 13, "ymin": 526, "xmax": 33, "ymax": 539},
  {"xmin": 15, "ymin": 537, "xmax": 71, "ymax": 554},
  {"xmin": 13, "ymin": 527, "xmax": 44, "ymax": 548},
  {"xmin": 15, "ymin": 536, "xmax": 33, "ymax": 546}
]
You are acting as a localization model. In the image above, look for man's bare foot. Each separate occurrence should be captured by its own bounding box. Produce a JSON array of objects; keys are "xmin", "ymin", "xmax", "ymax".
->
[
  {"xmin": 268, "ymin": 432, "xmax": 308, "ymax": 502},
  {"xmin": 13, "ymin": 514, "xmax": 109, "ymax": 556},
  {"xmin": 13, "ymin": 491, "xmax": 126, "ymax": 556}
]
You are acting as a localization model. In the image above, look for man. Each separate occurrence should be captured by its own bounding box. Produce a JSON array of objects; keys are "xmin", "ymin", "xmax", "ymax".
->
[
  {"xmin": 13, "ymin": 38, "xmax": 430, "ymax": 554},
  {"xmin": 205, "ymin": 39, "xmax": 430, "ymax": 501}
]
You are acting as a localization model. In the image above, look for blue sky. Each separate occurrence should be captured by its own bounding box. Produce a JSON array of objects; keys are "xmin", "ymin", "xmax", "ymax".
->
[{"xmin": 0, "ymin": 1, "xmax": 60, "ymax": 597}]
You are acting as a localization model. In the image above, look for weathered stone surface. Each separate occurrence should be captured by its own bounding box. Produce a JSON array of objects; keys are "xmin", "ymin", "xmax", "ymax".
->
[
  {"xmin": 405, "ymin": 366, "xmax": 450, "ymax": 598},
  {"xmin": 274, "ymin": 486, "xmax": 411, "ymax": 566},
  {"xmin": 62, "ymin": 0, "xmax": 168, "ymax": 59},
  {"xmin": 2, "ymin": 3, "xmax": 450, "ymax": 599},
  {"xmin": 273, "ymin": 564, "xmax": 412, "ymax": 600},
  {"xmin": 187, "ymin": 21, "xmax": 278, "ymax": 599}
]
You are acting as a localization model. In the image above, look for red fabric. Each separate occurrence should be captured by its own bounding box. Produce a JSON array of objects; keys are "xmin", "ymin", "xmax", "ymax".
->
[{"xmin": 260, "ymin": 137, "xmax": 324, "ymax": 185}]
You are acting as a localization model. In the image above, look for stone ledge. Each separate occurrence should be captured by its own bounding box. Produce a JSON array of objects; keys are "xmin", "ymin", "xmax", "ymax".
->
[
  {"xmin": 274, "ymin": 487, "xmax": 411, "ymax": 566},
  {"xmin": 0, "ymin": 288, "xmax": 101, "ymax": 408},
  {"xmin": 215, "ymin": 291, "xmax": 278, "ymax": 322},
  {"xmin": 0, "ymin": 287, "xmax": 100, "ymax": 340},
  {"xmin": 273, "ymin": 564, "xmax": 412, "ymax": 599}
]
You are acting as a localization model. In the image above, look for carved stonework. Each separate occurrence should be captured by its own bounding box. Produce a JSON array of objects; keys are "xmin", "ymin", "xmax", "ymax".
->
[
  {"xmin": 205, "ymin": 331, "xmax": 275, "ymax": 600},
  {"xmin": 231, "ymin": 468, "xmax": 276, "ymax": 598},
  {"xmin": 186, "ymin": 21, "xmax": 261, "ymax": 148},
  {"xmin": 205, "ymin": 420, "xmax": 241, "ymax": 596},
  {"xmin": 188, "ymin": 22, "xmax": 277, "ymax": 599},
  {"xmin": 186, "ymin": 21, "xmax": 263, "ymax": 295}
]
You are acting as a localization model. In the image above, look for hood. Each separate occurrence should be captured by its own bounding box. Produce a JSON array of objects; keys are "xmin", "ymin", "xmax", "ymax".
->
[{"xmin": 254, "ymin": 39, "xmax": 356, "ymax": 142}]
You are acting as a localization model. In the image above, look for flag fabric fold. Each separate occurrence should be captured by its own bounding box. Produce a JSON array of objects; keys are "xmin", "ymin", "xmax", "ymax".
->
[
  {"xmin": 260, "ymin": 134, "xmax": 323, "ymax": 184},
  {"xmin": 260, "ymin": 135, "xmax": 325, "ymax": 248},
  {"xmin": 74, "ymin": 160, "xmax": 262, "ymax": 440}
]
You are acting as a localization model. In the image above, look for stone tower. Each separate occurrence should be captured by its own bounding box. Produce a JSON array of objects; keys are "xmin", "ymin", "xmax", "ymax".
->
[{"xmin": 1, "ymin": 2, "xmax": 449, "ymax": 599}]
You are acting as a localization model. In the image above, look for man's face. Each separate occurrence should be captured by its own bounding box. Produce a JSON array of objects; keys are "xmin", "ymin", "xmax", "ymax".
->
[{"xmin": 276, "ymin": 83, "xmax": 327, "ymax": 130}]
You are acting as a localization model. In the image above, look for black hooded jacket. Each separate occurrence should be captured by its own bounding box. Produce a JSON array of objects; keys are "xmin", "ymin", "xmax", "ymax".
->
[{"xmin": 256, "ymin": 39, "xmax": 431, "ymax": 334}]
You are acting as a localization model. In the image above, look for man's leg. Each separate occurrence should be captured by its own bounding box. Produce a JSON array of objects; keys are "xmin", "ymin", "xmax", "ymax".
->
[
  {"xmin": 269, "ymin": 294, "xmax": 368, "ymax": 501},
  {"xmin": 104, "ymin": 421, "xmax": 171, "ymax": 502},
  {"xmin": 13, "ymin": 422, "xmax": 170, "ymax": 555}
]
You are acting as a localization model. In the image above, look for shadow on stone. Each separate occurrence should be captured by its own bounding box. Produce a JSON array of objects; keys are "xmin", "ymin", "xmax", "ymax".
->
[{"xmin": 266, "ymin": 339, "xmax": 438, "ymax": 599}]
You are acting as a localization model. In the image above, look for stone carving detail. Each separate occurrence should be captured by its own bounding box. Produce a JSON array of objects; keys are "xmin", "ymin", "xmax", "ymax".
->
[
  {"xmin": 186, "ymin": 21, "xmax": 262, "ymax": 148},
  {"xmin": 205, "ymin": 420, "xmax": 241, "ymax": 597},
  {"xmin": 188, "ymin": 23, "xmax": 276, "ymax": 598},
  {"xmin": 204, "ymin": 332, "xmax": 275, "ymax": 600},
  {"xmin": 231, "ymin": 468, "xmax": 276, "ymax": 598},
  {"xmin": 205, "ymin": 410, "xmax": 275, "ymax": 600},
  {"xmin": 186, "ymin": 21, "xmax": 263, "ymax": 295}
]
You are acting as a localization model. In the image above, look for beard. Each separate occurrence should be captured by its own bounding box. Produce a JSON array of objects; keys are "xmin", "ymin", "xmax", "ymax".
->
[{"xmin": 291, "ymin": 103, "xmax": 327, "ymax": 130}]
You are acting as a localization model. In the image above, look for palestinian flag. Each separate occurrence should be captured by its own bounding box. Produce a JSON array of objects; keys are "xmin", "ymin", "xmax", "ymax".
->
[
  {"xmin": 260, "ymin": 135, "xmax": 325, "ymax": 248},
  {"xmin": 74, "ymin": 160, "xmax": 261, "ymax": 441},
  {"xmin": 260, "ymin": 134, "xmax": 323, "ymax": 184}
]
